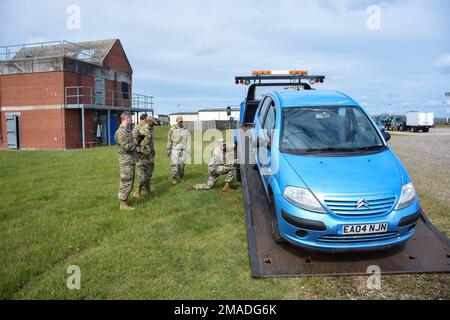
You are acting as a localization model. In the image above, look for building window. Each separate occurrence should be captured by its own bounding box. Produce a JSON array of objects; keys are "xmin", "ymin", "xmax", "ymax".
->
[{"xmin": 121, "ymin": 82, "xmax": 129, "ymax": 100}]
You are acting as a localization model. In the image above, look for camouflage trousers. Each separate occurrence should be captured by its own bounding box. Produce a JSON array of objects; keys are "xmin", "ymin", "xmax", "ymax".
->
[
  {"xmin": 118, "ymin": 161, "xmax": 136, "ymax": 201},
  {"xmin": 137, "ymin": 157, "xmax": 155, "ymax": 190},
  {"xmin": 170, "ymin": 149, "xmax": 186, "ymax": 179},
  {"xmin": 194, "ymin": 165, "xmax": 235, "ymax": 190}
]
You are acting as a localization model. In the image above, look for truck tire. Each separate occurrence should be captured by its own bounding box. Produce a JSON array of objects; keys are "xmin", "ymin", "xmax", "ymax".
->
[
  {"xmin": 423, "ymin": 128, "xmax": 429, "ymax": 133},
  {"xmin": 269, "ymin": 194, "xmax": 286, "ymax": 244}
]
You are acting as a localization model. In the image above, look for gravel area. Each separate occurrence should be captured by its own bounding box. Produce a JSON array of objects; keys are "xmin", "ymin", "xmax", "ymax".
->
[{"xmin": 389, "ymin": 127, "xmax": 450, "ymax": 235}]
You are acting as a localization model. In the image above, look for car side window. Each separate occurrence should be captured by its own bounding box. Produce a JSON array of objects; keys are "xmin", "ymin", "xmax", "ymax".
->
[
  {"xmin": 263, "ymin": 103, "xmax": 276, "ymax": 141},
  {"xmin": 258, "ymin": 97, "xmax": 272, "ymax": 124}
]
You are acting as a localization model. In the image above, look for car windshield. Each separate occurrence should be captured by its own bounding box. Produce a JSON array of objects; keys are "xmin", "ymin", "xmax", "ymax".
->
[{"xmin": 280, "ymin": 106, "xmax": 385, "ymax": 154}]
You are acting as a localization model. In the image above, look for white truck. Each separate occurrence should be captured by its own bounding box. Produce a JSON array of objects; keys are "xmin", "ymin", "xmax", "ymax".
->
[{"xmin": 406, "ymin": 111, "xmax": 434, "ymax": 133}]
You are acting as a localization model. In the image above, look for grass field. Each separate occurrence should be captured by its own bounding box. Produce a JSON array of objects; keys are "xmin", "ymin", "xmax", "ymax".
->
[{"xmin": 0, "ymin": 127, "xmax": 449, "ymax": 300}]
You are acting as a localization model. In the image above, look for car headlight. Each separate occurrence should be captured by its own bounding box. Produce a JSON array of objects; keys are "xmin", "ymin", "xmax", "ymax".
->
[
  {"xmin": 395, "ymin": 182, "xmax": 417, "ymax": 210},
  {"xmin": 284, "ymin": 186, "xmax": 327, "ymax": 213}
]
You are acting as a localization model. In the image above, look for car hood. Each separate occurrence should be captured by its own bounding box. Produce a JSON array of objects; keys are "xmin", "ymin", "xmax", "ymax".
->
[{"xmin": 280, "ymin": 150, "xmax": 402, "ymax": 197}]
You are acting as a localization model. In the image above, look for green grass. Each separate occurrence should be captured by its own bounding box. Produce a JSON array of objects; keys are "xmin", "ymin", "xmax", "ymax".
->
[{"xmin": 0, "ymin": 127, "xmax": 449, "ymax": 300}]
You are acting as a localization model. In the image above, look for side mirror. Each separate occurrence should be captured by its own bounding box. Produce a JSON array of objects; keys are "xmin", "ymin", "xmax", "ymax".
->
[
  {"xmin": 257, "ymin": 136, "xmax": 267, "ymax": 149},
  {"xmin": 383, "ymin": 131, "xmax": 391, "ymax": 142}
]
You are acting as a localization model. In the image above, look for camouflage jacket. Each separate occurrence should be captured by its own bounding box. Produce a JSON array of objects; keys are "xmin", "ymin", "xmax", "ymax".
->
[
  {"xmin": 115, "ymin": 125, "xmax": 137, "ymax": 163},
  {"xmin": 209, "ymin": 145, "xmax": 236, "ymax": 169},
  {"xmin": 167, "ymin": 126, "xmax": 190, "ymax": 151},
  {"xmin": 133, "ymin": 122, "xmax": 155, "ymax": 157}
]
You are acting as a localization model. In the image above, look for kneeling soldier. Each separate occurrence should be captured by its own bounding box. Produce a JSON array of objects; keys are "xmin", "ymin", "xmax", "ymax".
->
[{"xmin": 194, "ymin": 139, "xmax": 236, "ymax": 192}]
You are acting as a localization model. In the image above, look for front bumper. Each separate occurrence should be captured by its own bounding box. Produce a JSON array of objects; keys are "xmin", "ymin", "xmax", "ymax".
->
[{"xmin": 276, "ymin": 194, "xmax": 421, "ymax": 252}]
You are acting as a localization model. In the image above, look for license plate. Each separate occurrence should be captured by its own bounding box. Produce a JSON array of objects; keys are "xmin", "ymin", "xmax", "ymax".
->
[{"xmin": 339, "ymin": 223, "xmax": 389, "ymax": 235}]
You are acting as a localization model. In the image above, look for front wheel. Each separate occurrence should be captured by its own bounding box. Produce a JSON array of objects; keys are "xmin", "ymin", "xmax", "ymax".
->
[{"xmin": 269, "ymin": 194, "xmax": 285, "ymax": 244}]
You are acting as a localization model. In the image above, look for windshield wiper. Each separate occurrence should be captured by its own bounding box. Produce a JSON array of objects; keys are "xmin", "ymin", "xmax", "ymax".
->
[
  {"xmin": 302, "ymin": 147, "xmax": 360, "ymax": 154},
  {"xmin": 355, "ymin": 145, "xmax": 386, "ymax": 152}
]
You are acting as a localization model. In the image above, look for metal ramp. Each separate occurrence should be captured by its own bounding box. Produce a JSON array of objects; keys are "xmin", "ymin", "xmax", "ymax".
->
[{"xmin": 241, "ymin": 165, "xmax": 450, "ymax": 278}]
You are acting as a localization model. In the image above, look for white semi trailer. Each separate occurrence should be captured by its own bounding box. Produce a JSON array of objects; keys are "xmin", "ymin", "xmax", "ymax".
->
[{"xmin": 406, "ymin": 111, "xmax": 434, "ymax": 133}]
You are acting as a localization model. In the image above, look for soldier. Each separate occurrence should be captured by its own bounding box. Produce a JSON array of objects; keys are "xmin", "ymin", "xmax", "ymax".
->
[
  {"xmin": 132, "ymin": 114, "xmax": 157, "ymax": 199},
  {"xmin": 192, "ymin": 139, "xmax": 236, "ymax": 192},
  {"xmin": 167, "ymin": 116, "xmax": 190, "ymax": 185},
  {"xmin": 145, "ymin": 116, "xmax": 158, "ymax": 192},
  {"xmin": 115, "ymin": 111, "xmax": 138, "ymax": 211}
]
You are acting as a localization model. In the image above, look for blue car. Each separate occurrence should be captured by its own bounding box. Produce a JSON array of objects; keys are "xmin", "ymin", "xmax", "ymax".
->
[{"xmin": 250, "ymin": 89, "xmax": 421, "ymax": 252}]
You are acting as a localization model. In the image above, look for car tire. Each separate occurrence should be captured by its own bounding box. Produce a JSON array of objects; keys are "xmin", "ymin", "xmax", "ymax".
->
[{"xmin": 269, "ymin": 194, "xmax": 285, "ymax": 244}]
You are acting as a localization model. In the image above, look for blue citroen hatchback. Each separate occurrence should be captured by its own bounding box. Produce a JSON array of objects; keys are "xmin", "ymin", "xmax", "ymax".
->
[{"xmin": 252, "ymin": 89, "xmax": 421, "ymax": 252}]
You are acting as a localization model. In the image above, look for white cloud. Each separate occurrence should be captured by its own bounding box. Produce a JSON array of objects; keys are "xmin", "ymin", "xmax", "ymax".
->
[{"xmin": 435, "ymin": 54, "xmax": 450, "ymax": 74}]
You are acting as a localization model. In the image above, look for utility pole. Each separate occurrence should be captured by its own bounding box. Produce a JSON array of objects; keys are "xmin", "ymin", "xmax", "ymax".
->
[{"xmin": 446, "ymin": 92, "xmax": 450, "ymax": 125}]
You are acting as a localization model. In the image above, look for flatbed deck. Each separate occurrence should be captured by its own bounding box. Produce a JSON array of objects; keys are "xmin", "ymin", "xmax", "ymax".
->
[{"xmin": 240, "ymin": 164, "xmax": 450, "ymax": 277}]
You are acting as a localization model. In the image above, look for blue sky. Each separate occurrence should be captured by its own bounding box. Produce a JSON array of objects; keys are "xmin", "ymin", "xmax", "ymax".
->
[{"xmin": 1, "ymin": 0, "xmax": 449, "ymax": 116}]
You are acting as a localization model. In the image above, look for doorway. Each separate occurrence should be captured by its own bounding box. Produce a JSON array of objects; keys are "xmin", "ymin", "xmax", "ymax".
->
[{"xmin": 6, "ymin": 114, "xmax": 20, "ymax": 149}]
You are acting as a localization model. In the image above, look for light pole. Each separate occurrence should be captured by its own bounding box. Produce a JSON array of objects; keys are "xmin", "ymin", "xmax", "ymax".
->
[{"xmin": 446, "ymin": 92, "xmax": 450, "ymax": 125}]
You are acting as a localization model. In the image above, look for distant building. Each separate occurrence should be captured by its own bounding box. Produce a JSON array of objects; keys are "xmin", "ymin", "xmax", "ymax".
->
[
  {"xmin": 169, "ymin": 108, "xmax": 240, "ymax": 130},
  {"xmin": 0, "ymin": 39, "xmax": 153, "ymax": 149},
  {"xmin": 154, "ymin": 114, "xmax": 170, "ymax": 125},
  {"xmin": 169, "ymin": 112, "xmax": 200, "ymax": 126},
  {"xmin": 198, "ymin": 108, "xmax": 240, "ymax": 121}
]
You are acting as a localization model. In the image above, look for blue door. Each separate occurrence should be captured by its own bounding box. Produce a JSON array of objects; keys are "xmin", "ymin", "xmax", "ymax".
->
[{"xmin": 109, "ymin": 115, "xmax": 118, "ymax": 145}]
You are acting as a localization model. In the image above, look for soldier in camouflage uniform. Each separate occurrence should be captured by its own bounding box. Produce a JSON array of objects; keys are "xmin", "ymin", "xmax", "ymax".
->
[
  {"xmin": 115, "ymin": 111, "xmax": 138, "ymax": 211},
  {"xmin": 132, "ymin": 114, "xmax": 157, "ymax": 199},
  {"xmin": 145, "ymin": 116, "xmax": 157, "ymax": 192},
  {"xmin": 167, "ymin": 116, "xmax": 190, "ymax": 185},
  {"xmin": 193, "ymin": 139, "xmax": 236, "ymax": 192}
]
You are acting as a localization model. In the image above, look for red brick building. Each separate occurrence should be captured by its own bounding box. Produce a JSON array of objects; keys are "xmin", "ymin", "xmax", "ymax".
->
[{"xmin": 0, "ymin": 39, "xmax": 153, "ymax": 149}]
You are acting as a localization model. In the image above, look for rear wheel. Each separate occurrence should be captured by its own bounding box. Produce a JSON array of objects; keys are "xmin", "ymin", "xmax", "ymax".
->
[
  {"xmin": 423, "ymin": 127, "xmax": 429, "ymax": 133},
  {"xmin": 269, "ymin": 194, "xmax": 285, "ymax": 244}
]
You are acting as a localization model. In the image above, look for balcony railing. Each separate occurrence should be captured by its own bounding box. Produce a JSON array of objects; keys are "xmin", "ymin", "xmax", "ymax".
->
[
  {"xmin": 64, "ymin": 86, "xmax": 154, "ymax": 112},
  {"xmin": 0, "ymin": 40, "xmax": 105, "ymax": 65}
]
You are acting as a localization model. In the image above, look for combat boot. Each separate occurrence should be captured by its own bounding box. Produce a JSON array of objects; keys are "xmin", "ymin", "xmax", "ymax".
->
[
  {"xmin": 141, "ymin": 187, "xmax": 149, "ymax": 198},
  {"xmin": 171, "ymin": 178, "xmax": 178, "ymax": 186},
  {"xmin": 133, "ymin": 186, "xmax": 142, "ymax": 199},
  {"xmin": 119, "ymin": 200, "xmax": 135, "ymax": 211},
  {"xmin": 222, "ymin": 182, "xmax": 231, "ymax": 192}
]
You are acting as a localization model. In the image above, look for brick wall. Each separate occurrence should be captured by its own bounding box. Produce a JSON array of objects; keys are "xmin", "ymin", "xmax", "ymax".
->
[
  {"xmin": 103, "ymin": 40, "xmax": 133, "ymax": 75},
  {"xmin": 0, "ymin": 109, "xmax": 65, "ymax": 149},
  {"xmin": 0, "ymin": 72, "xmax": 65, "ymax": 107}
]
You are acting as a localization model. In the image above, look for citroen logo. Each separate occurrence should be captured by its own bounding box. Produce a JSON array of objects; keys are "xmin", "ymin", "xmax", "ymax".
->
[{"xmin": 356, "ymin": 198, "xmax": 371, "ymax": 210}]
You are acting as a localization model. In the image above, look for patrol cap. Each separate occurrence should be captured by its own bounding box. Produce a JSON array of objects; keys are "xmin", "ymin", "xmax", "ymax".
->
[
  {"xmin": 146, "ymin": 116, "xmax": 158, "ymax": 124},
  {"xmin": 140, "ymin": 114, "xmax": 148, "ymax": 121},
  {"xmin": 176, "ymin": 116, "xmax": 184, "ymax": 123},
  {"xmin": 217, "ymin": 139, "xmax": 226, "ymax": 145}
]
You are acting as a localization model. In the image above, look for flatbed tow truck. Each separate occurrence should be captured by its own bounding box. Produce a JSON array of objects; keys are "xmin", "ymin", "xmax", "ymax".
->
[{"xmin": 234, "ymin": 70, "xmax": 450, "ymax": 277}]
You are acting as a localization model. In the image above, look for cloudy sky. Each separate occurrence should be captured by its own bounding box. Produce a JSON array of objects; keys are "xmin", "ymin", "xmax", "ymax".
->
[{"xmin": 1, "ymin": 0, "xmax": 449, "ymax": 116}]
